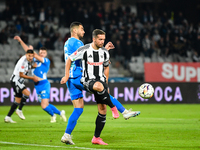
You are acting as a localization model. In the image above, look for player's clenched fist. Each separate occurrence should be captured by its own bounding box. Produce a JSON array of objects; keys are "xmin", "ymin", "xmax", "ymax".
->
[
  {"xmin": 60, "ymin": 76, "xmax": 69, "ymax": 84},
  {"xmin": 14, "ymin": 36, "xmax": 22, "ymax": 42},
  {"xmin": 105, "ymin": 42, "xmax": 115, "ymax": 51}
]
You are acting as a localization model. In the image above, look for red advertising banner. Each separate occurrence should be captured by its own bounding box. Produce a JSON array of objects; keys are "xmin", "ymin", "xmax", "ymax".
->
[{"xmin": 144, "ymin": 62, "xmax": 200, "ymax": 82}]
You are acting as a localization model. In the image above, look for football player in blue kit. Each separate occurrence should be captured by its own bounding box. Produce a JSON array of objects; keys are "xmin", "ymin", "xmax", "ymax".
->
[
  {"xmin": 14, "ymin": 36, "xmax": 67, "ymax": 123},
  {"xmin": 60, "ymin": 22, "xmax": 140, "ymax": 145}
]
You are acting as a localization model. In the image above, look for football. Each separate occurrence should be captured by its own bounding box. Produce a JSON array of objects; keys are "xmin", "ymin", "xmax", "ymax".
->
[{"xmin": 139, "ymin": 83, "xmax": 154, "ymax": 99}]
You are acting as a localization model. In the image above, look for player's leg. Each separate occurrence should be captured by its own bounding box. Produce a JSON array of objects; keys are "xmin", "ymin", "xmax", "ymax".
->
[
  {"xmin": 61, "ymin": 77, "xmax": 83, "ymax": 145},
  {"xmin": 4, "ymin": 96, "xmax": 21, "ymax": 123},
  {"xmin": 90, "ymin": 80, "xmax": 119, "ymax": 118},
  {"xmin": 80, "ymin": 78, "xmax": 139, "ymax": 119},
  {"xmin": 38, "ymin": 80, "xmax": 67, "ymax": 122},
  {"xmin": 5, "ymin": 81, "xmax": 27, "ymax": 122},
  {"xmin": 18, "ymin": 89, "xmax": 30, "ymax": 111},
  {"xmin": 109, "ymin": 95, "xmax": 140, "ymax": 119},
  {"xmin": 15, "ymin": 88, "xmax": 30, "ymax": 120},
  {"xmin": 92, "ymin": 103, "xmax": 108, "ymax": 145}
]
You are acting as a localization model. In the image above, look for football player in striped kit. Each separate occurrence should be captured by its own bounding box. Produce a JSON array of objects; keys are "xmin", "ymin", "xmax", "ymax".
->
[
  {"xmin": 60, "ymin": 22, "xmax": 140, "ymax": 145},
  {"xmin": 4, "ymin": 50, "xmax": 38, "ymax": 123}
]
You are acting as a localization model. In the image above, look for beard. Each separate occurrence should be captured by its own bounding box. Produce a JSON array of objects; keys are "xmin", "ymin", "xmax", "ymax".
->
[
  {"xmin": 77, "ymin": 33, "xmax": 84, "ymax": 39},
  {"xmin": 96, "ymin": 43, "xmax": 103, "ymax": 49}
]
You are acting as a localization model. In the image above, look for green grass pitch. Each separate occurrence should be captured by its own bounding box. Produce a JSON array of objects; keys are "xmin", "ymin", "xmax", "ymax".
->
[{"xmin": 0, "ymin": 104, "xmax": 199, "ymax": 150}]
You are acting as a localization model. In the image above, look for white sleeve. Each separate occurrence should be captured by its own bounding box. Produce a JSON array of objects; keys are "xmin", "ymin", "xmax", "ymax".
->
[
  {"xmin": 69, "ymin": 48, "xmax": 85, "ymax": 61},
  {"xmin": 18, "ymin": 57, "xmax": 26, "ymax": 73}
]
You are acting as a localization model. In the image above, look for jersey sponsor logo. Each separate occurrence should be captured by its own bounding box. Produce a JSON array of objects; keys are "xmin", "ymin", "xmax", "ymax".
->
[
  {"xmin": 21, "ymin": 66, "xmax": 24, "ymax": 69},
  {"xmin": 88, "ymin": 54, "xmax": 92, "ymax": 58},
  {"xmin": 87, "ymin": 61, "xmax": 103, "ymax": 66}
]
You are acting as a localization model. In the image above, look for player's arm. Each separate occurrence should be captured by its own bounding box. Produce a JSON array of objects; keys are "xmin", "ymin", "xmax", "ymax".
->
[
  {"xmin": 14, "ymin": 36, "xmax": 30, "ymax": 52},
  {"xmin": 105, "ymin": 42, "xmax": 115, "ymax": 51},
  {"xmin": 33, "ymin": 52, "xmax": 44, "ymax": 63},
  {"xmin": 61, "ymin": 48, "xmax": 85, "ymax": 84},
  {"xmin": 14, "ymin": 36, "xmax": 44, "ymax": 63},
  {"xmin": 31, "ymin": 62, "xmax": 37, "ymax": 69},
  {"xmin": 60, "ymin": 57, "xmax": 71, "ymax": 84},
  {"xmin": 19, "ymin": 72, "xmax": 39, "ymax": 82},
  {"xmin": 103, "ymin": 50, "xmax": 110, "ymax": 84}
]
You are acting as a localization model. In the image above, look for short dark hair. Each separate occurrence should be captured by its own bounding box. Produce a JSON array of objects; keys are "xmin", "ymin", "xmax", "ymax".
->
[
  {"xmin": 70, "ymin": 22, "xmax": 83, "ymax": 33},
  {"xmin": 26, "ymin": 49, "xmax": 34, "ymax": 54},
  {"xmin": 92, "ymin": 29, "xmax": 105, "ymax": 38},
  {"xmin": 39, "ymin": 47, "xmax": 47, "ymax": 51}
]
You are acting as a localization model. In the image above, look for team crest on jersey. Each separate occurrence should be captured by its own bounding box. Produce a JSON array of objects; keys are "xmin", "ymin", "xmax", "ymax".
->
[
  {"xmin": 74, "ymin": 51, "xmax": 78, "ymax": 55},
  {"xmin": 41, "ymin": 90, "xmax": 46, "ymax": 94},
  {"xmin": 100, "ymin": 55, "xmax": 103, "ymax": 58},
  {"xmin": 21, "ymin": 66, "xmax": 24, "ymax": 69}
]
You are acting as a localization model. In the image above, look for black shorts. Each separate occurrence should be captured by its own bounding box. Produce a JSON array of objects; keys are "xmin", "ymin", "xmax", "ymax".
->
[
  {"xmin": 82, "ymin": 79, "xmax": 108, "ymax": 104},
  {"xmin": 10, "ymin": 81, "xmax": 26, "ymax": 98}
]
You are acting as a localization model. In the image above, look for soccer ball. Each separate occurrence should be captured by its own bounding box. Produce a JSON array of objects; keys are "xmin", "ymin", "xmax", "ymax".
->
[{"xmin": 138, "ymin": 83, "xmax": 154, "ymax": 99}]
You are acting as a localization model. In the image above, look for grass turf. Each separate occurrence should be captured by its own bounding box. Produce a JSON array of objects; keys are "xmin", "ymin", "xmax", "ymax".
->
[{"xmin": 0, "ymin": 104, "xmax": 199, "ymax": 150}]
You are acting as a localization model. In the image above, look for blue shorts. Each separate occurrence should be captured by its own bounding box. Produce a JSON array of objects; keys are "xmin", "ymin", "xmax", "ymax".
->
[
  {"xmin": 66, "ymin": 75, "xmax": 85, "ymax": 100},
  {"xmin": 34, "ymin": 80, "xmax": 50, "ymax": 102}
]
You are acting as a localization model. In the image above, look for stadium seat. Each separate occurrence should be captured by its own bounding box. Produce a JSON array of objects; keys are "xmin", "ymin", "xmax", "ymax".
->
[
  {"xmin": 165, "ymin": 55, "xmax": 173, "ymax": 62},
  {"xmin": 7, "ymin": 62, "xmax": 15, "ymax": 69},
  {"xmin": 0, "ymin": 62, "xmax": 7, "ymax": 68},
  {"xmin": 53, "ymin": 56, "xmax": 62, "ymax": 62},
  {"xmin": 0, "ymin": 21, "xmax": 7, "ymax": 29},
  {"xmin": 131, "ymin": 56, "xmax": 136, "ymax": 62},
  {"xmin": 0, "ymin": 68, "xmax": 6, "ymax": 75},
  {"xmin": 144, "ymin": 57, "xmax": 151, "ymax": 62},
  {"xmin": 158, "ymin": 56, "xmax": 164, "ymax": 62},
  {"xmin": 6, "ymin": 68, "xmax": 13, "ymax": 75},
  {"xmin": 54, "ymin": 62, "xmax": 65, "ymax": 68},
  {"xmin": 136, "ymin": 56, "xmax": 143, "ymax": 63},
  {"xmin": 4, "ymin": 75, "xmax": 11, "ymax": 82},
  {"xmin": 129, "ymin": 62, "xmax": 137, "ymax": 72},
  {"xmin": 0, "ymin": 75, "xmax": 6, "ymax": 83}
]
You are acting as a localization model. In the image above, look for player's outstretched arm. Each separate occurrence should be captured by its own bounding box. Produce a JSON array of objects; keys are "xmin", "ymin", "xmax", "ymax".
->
[
  {"xmin": 32, "ymin": 62, "xmax": 37, "ymax": 69},
  {"xmin": 19, "ymin": 72, "xmax": 39, "ymax": 82},
  {"xmin": 33, "ymin": 52, "xmax": 45, "ymax": 63},
  {"xmin": 60, "ymin": 57, "xmax": 71, "ymax": 84},
  {"xmin": 14, "ymin": 36, "xmax": 31, "ymax": 52},
  {"xmin": 105, "ymin": 42, "xmax": 115, "ymax": 51}
]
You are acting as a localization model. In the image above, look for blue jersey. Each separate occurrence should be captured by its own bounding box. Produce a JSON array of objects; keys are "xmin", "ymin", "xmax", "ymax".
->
[
  {"xmin": 64, "ymin": 37, "xmax": 84, "ymax": 78},
  {"xmin": 33, "ymin": 58, "xmax": 50, "ymax": 79}
]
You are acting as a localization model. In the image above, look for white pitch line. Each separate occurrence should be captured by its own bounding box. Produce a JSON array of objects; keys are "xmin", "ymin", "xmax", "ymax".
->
[
  {"xmin": 0, "ymin": 141, "xmax": 111, "ymax": 150},
  {"xmin": 137, "ymin": 117, "xmax": 199, "ymax": 121}
]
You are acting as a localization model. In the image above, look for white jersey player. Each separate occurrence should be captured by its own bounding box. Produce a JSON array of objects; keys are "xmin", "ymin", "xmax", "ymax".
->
[{"xmin": 4, "ymin": 50, "xmax": 38, "ymax": 123}]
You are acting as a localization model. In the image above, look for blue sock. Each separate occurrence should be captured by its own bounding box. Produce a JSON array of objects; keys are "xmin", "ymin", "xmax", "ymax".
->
[
  {"xmin": 49, "ymin": 104, "xmax": 61, "ymax": 115},
  {"xmin": 109, "ymin": 95, "xmax": 125, "ymax": 113},
  {"xmin": 65, "ymin": 108, "xmax": 83, "ymax": 134},
  {"xmin": 43, "ymin": 105, "xmax": 54, "ymax": 116}
]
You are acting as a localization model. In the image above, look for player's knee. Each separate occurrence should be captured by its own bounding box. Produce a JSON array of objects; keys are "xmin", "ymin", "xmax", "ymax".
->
[
  {"xmin": 41, "ymin": 99, "xmax": 49, "ymax": 109},
  {"xmin": 93, "ymin": 82, "xmax": 104, "ymax": 92},
  {"xmin": 22, "ymin": 89, "xmax": 30, "ymax": 96},
  {"xmin": 73, "ymin": 97, "xmax": 84, "ymax": 108},
  {"xmin": 98, "ymin": 104, "xmax": 107, "ymax": 115}
]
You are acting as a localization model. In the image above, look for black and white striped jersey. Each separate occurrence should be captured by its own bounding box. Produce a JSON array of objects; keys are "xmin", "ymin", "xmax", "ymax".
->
[
  {"xmin": 10, "ymin": 55, "xmax": 32, "ymax": 83},
  {"xmin": 69, "ymin": 43, "xmax": 110, "ymax": 82}
]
